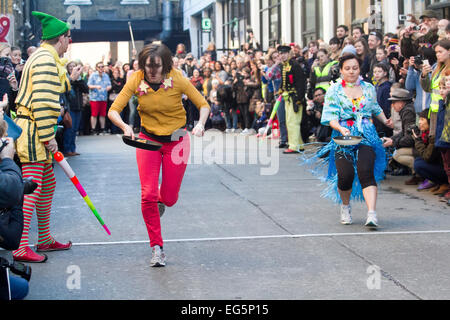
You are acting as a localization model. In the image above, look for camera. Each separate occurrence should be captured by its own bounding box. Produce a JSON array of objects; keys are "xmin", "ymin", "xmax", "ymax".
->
[
  {"xmin": 0, "ymin": 258, "xmax": 32, "ymax": 282},
  {"xmin": 414, "ymin": 55, "xmax": 423, "ymax": 66},
  {"xmin": 330, "ymin": 66, "xmax": 341, "ymax": 81},
  {"xmin": 0, "ymin": 57, "xmax": 14, "ymax": 80},
  {"xmin": 407, "ymin": 125, "xmax": 420, "ymax": 136},
  {"xmin": 413, "ymin": 25, "xmax": 421, "ymax": 31},
  {"xmin": 23, "ymin": 177, "xmax": 38, "ymax": 195}
]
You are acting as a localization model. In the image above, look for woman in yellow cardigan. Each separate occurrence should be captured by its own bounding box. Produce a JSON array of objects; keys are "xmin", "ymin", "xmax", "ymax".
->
[{"xmin": 109, "ymin": 42, "xmax": 210, "ymax": 267}]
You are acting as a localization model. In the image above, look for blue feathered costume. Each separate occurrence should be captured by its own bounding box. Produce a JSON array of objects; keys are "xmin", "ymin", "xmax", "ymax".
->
[{"xmin": 303, "ymin": 79, "xmax": 387, "ymax": 203}]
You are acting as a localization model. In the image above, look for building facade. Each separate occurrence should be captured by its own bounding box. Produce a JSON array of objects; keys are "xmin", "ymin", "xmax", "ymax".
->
[
  {"xmin": 0, "ymin": 0, "xmax": 27, "ymax": 47},
  {"xmin": 184, "ymin": 0, "xmax": 450, "ymax": 58},
  {"xmin": 27, "ymin": 0, "xmax": 188, "ymax": 53}
]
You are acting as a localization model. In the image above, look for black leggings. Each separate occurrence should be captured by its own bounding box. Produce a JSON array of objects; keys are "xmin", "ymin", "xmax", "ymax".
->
[{"xmin": 335, "ymin": 145, "xmax": 377, "ymax": 191}]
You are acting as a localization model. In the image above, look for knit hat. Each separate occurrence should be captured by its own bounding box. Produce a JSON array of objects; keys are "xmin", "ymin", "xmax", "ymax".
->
[
  {"xmin": 388, "ymin": 36, "xmax": 399, "ymax": 46},
  {"xmin": 340, "ymin": 45, "xmax": 357, "ymax": 57},
  {"xmin": 32, "ymin": 11, "xmax": 70, "ymax": 40}
]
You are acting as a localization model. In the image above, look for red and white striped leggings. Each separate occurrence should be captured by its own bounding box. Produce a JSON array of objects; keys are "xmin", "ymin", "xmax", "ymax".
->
[{"xmin": 13, "ymin": 162, "xmax": 56, "ymax": 257}]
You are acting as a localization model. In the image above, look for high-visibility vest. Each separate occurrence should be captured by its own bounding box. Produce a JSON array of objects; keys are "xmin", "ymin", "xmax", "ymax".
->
[
  {"xmin": 429, "ymin": 65, "xmax": 445, "ymax": 114},
  {"xmin": 314, "ymin": 61, "xmax": 338, "ymax": 91}
]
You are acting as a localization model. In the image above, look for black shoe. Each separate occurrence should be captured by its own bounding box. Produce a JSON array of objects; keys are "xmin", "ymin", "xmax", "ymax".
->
[
  {"xmin": 277, "ymin": 142, "xmax": 288, "ymax": 149},
  {"xmin": 390, "ymin": 167, "xmax": 410, "ymax": 176}
]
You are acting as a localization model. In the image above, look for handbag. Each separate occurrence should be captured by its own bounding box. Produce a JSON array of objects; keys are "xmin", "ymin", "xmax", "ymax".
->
[{"xmin": 63, "ymin": 110, "xmax": 72, "ymax": 129}]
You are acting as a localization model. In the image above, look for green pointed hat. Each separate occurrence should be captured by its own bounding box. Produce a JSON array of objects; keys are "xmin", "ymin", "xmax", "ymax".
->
[{"xmin": 32, "ymin": 11, "xmax": 70, "ymax": 40}]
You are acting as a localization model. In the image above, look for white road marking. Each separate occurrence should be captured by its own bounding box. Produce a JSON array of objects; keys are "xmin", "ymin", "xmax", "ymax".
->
[{"xmin": 71, "ymin": 229, "xmax": 450, "ymax": 247}]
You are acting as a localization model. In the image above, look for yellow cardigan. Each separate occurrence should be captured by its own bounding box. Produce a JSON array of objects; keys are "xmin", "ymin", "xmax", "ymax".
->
[{"xmin": 110, "ymin": 68, "xmax": 210, "ymax": 136}]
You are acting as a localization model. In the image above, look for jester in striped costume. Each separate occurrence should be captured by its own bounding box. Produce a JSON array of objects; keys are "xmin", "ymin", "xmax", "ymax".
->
[{"xmin": 13, "ymin": 12, "xmax": 73, "ymax": 263}]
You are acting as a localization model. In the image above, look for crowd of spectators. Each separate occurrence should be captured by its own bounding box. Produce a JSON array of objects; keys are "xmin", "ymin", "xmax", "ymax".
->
[
  {"xmin": 0, "ymin": 11, "xmax": 447, "ymax": 201},
  {"xmin": 166, "ymin": 10, "xmax": 450, "ymax": 203},
  {"xmin": 1, "ymin": 8, "xmax": 450, "ymax": 300}
]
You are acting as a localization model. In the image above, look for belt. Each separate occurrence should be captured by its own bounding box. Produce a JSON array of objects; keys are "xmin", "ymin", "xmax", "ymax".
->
[{"xmin": 140, "ymin": 125, "xmax": 187, "ymax": 143}]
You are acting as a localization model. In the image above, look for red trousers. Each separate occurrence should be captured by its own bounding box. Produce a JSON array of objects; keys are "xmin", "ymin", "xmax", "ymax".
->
[{"xmin": 136, "ymin": 132, "xmax": 190, "ymax": 247}]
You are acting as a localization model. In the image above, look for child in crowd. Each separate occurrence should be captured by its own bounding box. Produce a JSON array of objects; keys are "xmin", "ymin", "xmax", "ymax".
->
[
  {"xmin": 373, "ymin": 63, "xmax": 393, "ymax": 137},
  {"xmin": 209, "ymin": 79, "xmax": 226, "ymax": 131},
  {"xmin": 412, "ymin": 108, "xmax": 448, "ymax": 194},
  {"xmin": 253, "ymin": 101, "xmax": 269, "ymax": 136},
  {"xmin": 374, "ymin": 46, "xmax": 396, "ymax": 83}
]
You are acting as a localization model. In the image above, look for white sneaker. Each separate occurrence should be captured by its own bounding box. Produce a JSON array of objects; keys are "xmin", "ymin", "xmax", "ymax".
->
[
  {"xmin": 340, "ymin": 205, "xmax": 352, "ymax": 225},
  {"xmin": 365, "ymin": 211, "xmax": 378, "ymax": 228},
  {"xmin": 241, "ymin": 128, "xmax": 249, "ymax": 135},
  {"xmin": 231, "ymin": 128, "xmax": 236, "ymax": 133},
  {"xmin": 150, "ymin": 245, "xmax": 166, "ymax": 267},
  {"xmin": 225, "ymin": 129, "xmax": 231, "ymax": 133}
]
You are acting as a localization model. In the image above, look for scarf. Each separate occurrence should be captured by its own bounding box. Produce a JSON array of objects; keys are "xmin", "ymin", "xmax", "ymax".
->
[
  {"xmin": 421, "ymin": 130, "xmax": 429, "ymax": 145},
  {"xmin": 40, "ymin": 43, "xmax": 71, "ymax": 92}
]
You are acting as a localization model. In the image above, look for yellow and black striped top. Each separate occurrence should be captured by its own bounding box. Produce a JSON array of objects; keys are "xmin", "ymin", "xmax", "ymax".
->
[{"xmin": 14, "ymin": 46, "xmax": 67, "ymax": 163}]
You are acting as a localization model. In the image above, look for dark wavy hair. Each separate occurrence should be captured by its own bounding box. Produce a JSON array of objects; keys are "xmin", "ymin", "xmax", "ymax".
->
[
  {"xmin": 338, "ymin": 54, "xmax": 362, "ymax": 70},
  {"xmin": 138, "ymin": 42, "xmax": 173, "ymax": 76},
  {"xmin": 373, "ymin": 62, "xmax": 390, "ymax": 75}
]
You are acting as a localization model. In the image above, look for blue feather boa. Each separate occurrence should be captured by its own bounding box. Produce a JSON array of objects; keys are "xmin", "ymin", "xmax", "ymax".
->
[{"xmin": 301, "ymin": 119, "xmax": 387, "ymax": 204}]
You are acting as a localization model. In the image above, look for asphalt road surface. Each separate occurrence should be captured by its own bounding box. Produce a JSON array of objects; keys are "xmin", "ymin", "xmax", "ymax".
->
[{"xmin": 22, "ymin": 132, "xmax": 450, "ymax": 300}]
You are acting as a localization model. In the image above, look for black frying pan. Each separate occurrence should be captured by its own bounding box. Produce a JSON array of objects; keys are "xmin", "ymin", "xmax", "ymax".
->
[{"xmin": 122, "ymin": 135, "xmax": 162, "ymax": 151}]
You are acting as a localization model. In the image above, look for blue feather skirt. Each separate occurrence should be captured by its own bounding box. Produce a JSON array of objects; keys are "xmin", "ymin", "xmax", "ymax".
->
[{"xmin": 301, "ymin": 119, "xmax": 386, "ymax": 204}]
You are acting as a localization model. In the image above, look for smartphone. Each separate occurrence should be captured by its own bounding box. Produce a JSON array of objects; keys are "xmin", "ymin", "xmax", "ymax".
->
[{"xmin": 423, "ymin": 59, "xmax": 430, "ymax": 66}]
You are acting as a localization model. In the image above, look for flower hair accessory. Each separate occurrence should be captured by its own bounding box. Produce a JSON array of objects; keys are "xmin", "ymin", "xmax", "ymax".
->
[
  {"xmin": 161, "ymin": 77, "xmax": 173, "ymax": 91},
  {"xmin": 137, "ymin": 80, "xmax": 150, "ymax": 96}
]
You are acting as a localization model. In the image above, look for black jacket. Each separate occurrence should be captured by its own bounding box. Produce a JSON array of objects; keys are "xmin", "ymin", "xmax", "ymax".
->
[
  {"xmin": 68, "ymin": 79, "xmax": 89, "ymax": 112},
  {"xmin": 279, "ymin": 59, "xmax": 307, "ymax": 112},
  {"xmin": 0, "ymin": 158, "xmax": 24, "ymax": 250},
  {"xmin": 392, "ymin": 103, "xmax": 416, "ymax": 149}
]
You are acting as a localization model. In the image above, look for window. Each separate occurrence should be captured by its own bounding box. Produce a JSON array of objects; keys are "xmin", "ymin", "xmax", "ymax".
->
[
  {"xmin": 302, "ymin": 0, "xmax": 323, "ymax": 46},
  {"xmin": 260, "ymin": 0, "xmax": 281, "ymax": 50},
  {"xmin": 222, "ymin": 0, "xmax": 250, "ymax": 50}
]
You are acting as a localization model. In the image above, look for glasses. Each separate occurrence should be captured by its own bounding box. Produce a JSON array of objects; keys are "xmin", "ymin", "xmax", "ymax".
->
[
  {"xmin": 97, "ymin": 65, "xmax": 104, "ymax": 69},
  {"xmin": 145, "ymin": 64, "xmax": 161, "ymax": 69},
  {"xmin": 314, "ymin": 93, "xmax": 324, "ymax": 97}
]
